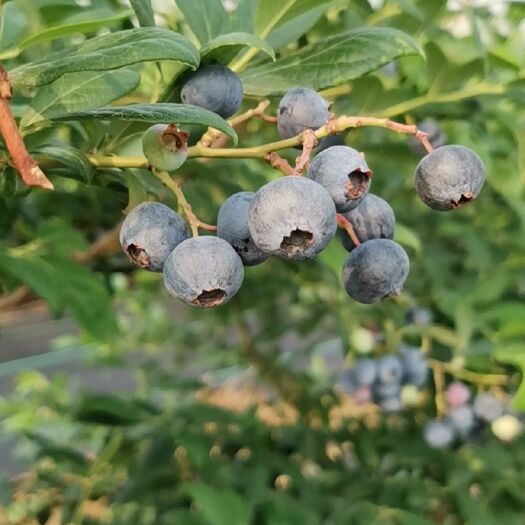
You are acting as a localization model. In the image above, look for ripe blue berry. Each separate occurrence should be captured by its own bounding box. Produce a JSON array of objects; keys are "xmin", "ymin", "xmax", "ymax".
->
[
  {"xmin": 448, "ymin": 405, "xmax": 475, "ymax": 438},
  {"xmin": 339, "ymin": 193, "xmax": 394, "ymax": 252},
  {"xmin": 308, "ymin": 146, "xmax": 372, "ymax": 213},
  {"xmin": 377, "ymin": 355, "xmax": 403, "ymax": 384},
  {"xmin": 142, "ymin": 124, "xmax": 188, "ymax": 172},
  {"xmin": 409, "ymin": 118, "xmax": 447, "ymax": 157},
  {"xmin": 248, "ymin": 176, "xmax": 337, "ymax": 260},
  {"xmin": 180, "ymin": 64, "xmax": 243, "ymax": 118},
  {"xmin": 342, "ymin": 239, "xmax": 409, "ymax": 304},
  {"xmin": 405, "ymin": 306, "xmax": 432, "ymax": 326},
  {"xmin": 119, "ymin": 202, "xmax": 189, "ymax": 272},
  {"xmin": 379, "ymin": 396, "xmax": 402, "ymax": 413},
  {"xmin": 315, "ymin": 135, "xmax": 346, "ymax": 154},
  {"xmin": 473, "ymin": 393, "xmax": 505, "ymax": 423},
  {"xmin": 163, "ymin": 236, "xmax": 244, "ymax": 308},
  {"xmin": 400, "ymin": 346, "xmax": 428, "ymax": 388},
  {"xmin": 423, "ymin": 419, "xmax": 455, "ymax": 449},
  {"xmin": 277, "ymin": 87, "xmax": 329, "ymax": 139},
  {"xmin": 352, "ymin": 358, "xmax": 378, "ymax": 386},
  {"xmin": 217, "ymin": 192, "xmax": 269, "ymax": 266},
  {"xmin": 414, "ymin": 145, "xmax": 485, "ymax": 211}
]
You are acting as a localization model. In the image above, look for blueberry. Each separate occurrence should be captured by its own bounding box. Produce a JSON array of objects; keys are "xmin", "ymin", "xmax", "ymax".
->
[
  {"xmin": 180, "ymin": 64, "xmax": 243, "ymax": 118},
  {"xmin": 163, "ymin": 236, "xmax": 244, "ymax": 308},
  {"xmin": 142, "ymin": 124, "xmax": 188, "ymax": 172},
  {"xmin": 341, "ymin": 239, "xmax": 409, "ymax": 304},
  {"xmin": 448, "ymin": 405, "xmax": 475, "ymax": 438},
  {"xmin": 248, "ymin": 176, "xmax": 337, "ymax": 260},
  {"xmin": 217, "ymin": 192, "xmax": 269, "ymax": 266},
  {"xmin": 423, "ymin": 419, "xmax": 455, "ymax": 449},
  {"xmin": 337, "ymin": 370, "xmax": 357, "ymax": 394},
  {"xmin": 473, "ymin": 393, "xmax": 505, "ymax": 423},
  {"xmin": 377, "ymin": 355, "xmax": 403, "ymax": 384},
  {"xmin": 491, "ymin": 415, "xmax": 522, "ymax": 442},
  {"xmin": 314, "ymin": 135, "xmax": 346, "ymax": 154},
  {"xmin": 408, "ymin": 118, "xmax": 447, "ymax": 157},
  {"xmin": 405, "ymin": 306, "xmax": 432, "ymax": 326},
  {"xmin": 379, "ymin": 396, "xmax": 402, "ymax": 413},
  {"xmin": 400, "ymin": 346, "xmax": 428, "ymax": 388},
  {"xmin": 445, "ymin": 382, "xmax": 471, "ymax": 408},
  {"xmin": 352, "ymin": 358, "xmax": 378, "ymax": 386},
  {"xmin": 374, "ymin": 381, "xmax": 401, "ymax": 401},
  {"xmin": 307, "ymin": 146, "xmax": 372, "ymax": 213},
  {"xmin": 339, "ymin": 194, "xmax": 395, "ymax": 252},
  {"xmin": 414, "ymin": 145, "xmax": 485, "ymax": 211},
  {"xmin": 277, "ymin": 87, "xmax": 329, "ymax": 139},
  {"xmin": 119, "ymin": 202, "xmax": 189, "ymax": 272}
]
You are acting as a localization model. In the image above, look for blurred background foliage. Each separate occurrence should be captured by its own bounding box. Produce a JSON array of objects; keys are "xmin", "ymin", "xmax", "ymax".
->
[{"xmin": 0, "ymin": 0, "xmax": 525, "ymax": 523}]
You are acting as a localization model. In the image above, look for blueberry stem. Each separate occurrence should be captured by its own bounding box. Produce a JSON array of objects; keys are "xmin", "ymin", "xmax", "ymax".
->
[
  {"xmin": 336, "ymin": 214, "xmax": 361, "ymax": 247},
  {"xmin": 153, "ymin": 170, "xmax": 216, "ymax": 237},
  {"xmin": 292, "ymin": 129, "xmax": 317, "ymax": 175},
  {"xmin": 429, "ymin": 359, "xmax": 508, "ymax": 387}
]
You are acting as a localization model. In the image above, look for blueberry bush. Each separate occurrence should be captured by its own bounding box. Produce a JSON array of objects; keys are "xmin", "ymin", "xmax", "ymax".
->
[{"xmin": 1, "ymin": 0, "xmax": 525, "ymax": 523}]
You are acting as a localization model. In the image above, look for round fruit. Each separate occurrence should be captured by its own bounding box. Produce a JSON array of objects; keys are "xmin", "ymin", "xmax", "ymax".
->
[
  {"xmin": 163, "ymin": 236, "xmax": 244, "ymax": 308},
  {"xmin": 217, "ymin": 192, "xmax": 269, "ymax": 266},
  {"xmin": 473, "ymin": 393, "xmax": 505, "ymax": 423},
  {"xmin": 377, "ymin": 355, "xmax": 403, "ymax": 384},
  {"xmin": 380, "ymin": 396, "xmax": 402, "ymax": 413},
  {"xmin": 307, "ymin": 146, "xmax": 372, "ymax": 213},
  {"xmin": 448, "ymin": 405, "xmax": 475, "ymax": 438},
  {"xmin": 277, "ymin": 87, "xmax": 329, "ymax": 139},
  {"xmin": 119, "ymin": 202, "xmax": 189, "ymax": 272},
  {"xmin": 315, "ymin": 134, "xmax": 346, "ymax": 154},
  {"xmin": 445, "ymin": 382, "xmax": 471, "ymax": 408},
  {"xmin": 405, "ymin": 306, "xmax": 432, "ymax": 326},
  {"xmin": 400, "ymin": 384, "xmax": 421, "ymax": 407},
  {"xmin": 142, "ymin": 124, "xmax": 188, "ymax": 172},
  {"xmin": 400, "ymin": 346, "xmax": 428, "ymax": 388},
  {"xmin": 352, "ymin": 358, "xmax": 378, "ymax": 386},
  {"xmin": 342, "ymin": 239, "xmax": 409, "ymax": 304},
  {"xmin": 339, "ymin": 193, "xmax": 394, "ymax": 251},
  {"xmin": 423, "ymin": 419, "xmax": 455, "ymax": 449},
  {"xmin": 180, "ymin": 64, "xmax": 243, "ymax": 118},
  {"xmin": 491, "ymin": 414, "xmax": 522, "ymax": 442},
  {"xmin": 414, "ymin": 145, "xmax": 486, "ymax": 211},
  {"xmin": 248, "ymin": 176, "xmax": 337, "ymax": 261},
  {"xmin": 408, "ymin": 118, "xmax": 447, "ymax": 157}
]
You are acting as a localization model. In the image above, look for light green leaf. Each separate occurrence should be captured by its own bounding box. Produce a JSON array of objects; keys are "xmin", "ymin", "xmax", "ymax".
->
[
  {"xmin": 183, "ymin": 483, "xmax": 252, "ymax": 525},
  {"xmin": 21, "ymin": 70, "xmax": 140, "ymax": 132},
  {"xmin": 14, "ymin": 10, "xmax": 132, "ymax": 53},
  {"xmin": 200, "ymin": 32, "xmax": 274, "ymax": 64},
  {"xmin": 0, "ymin": 2, "xmax": 26, "ymax": 53},
  {"xmin": 254, "ymin": 0, "xmax": 297, "ymax": 38},
  {"xmin": 10, "ymin": 28, "xmax": 199, "ymax": 88},
  {"xmin": 241, "ymin": 27, "xmax": 423, "ymax": 96},
  {"xmin": 130, "ymin": 0, "xmax": 155, "ymax": 27},
  {"xmin": 267, "ymin": 1, "xmax": 336, "ymax": 50},
  {"xmin": 394, "ymin": 223, "xmax": 422, "ymax": 254},
  {"xmin": 494, "ymin": 344, "xmax": 525, "ymax": 411},
  {"xmin": 32, "ymin": 145, "xmax": 94, "ymax": 183},
  {"xmin": 23, "ymin": 103, "xmax": 237, "ymax": 142},
  {"xmin": 175, "ymin": 0, "xmax": 229, "ymax": 45},
  {"xmin": 230, "ymin": 0, "xmax": 258, "ymax": 33}
]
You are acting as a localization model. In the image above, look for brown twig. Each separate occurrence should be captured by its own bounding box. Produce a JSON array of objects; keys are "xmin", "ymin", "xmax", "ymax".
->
[
  {"xmin": 264, "ymin": 152, "xmax": 294, "ymax": 175},
  {"xmin": 293, "ymin": 129, "xmax": 317, "ymax": 175},
  {"xmin": 0, "ymin": 64, "xmax": 53, "ymax": 190},
  {"xmin": 199, "ymin": 100, "xmax": 274, "ymax": 147},
  {"xmin": 336, "ymin": 214, "xmax": 361, "ymax": 247}
]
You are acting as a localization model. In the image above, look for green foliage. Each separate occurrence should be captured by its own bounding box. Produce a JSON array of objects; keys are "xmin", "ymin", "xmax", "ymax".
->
[{"xmin": 0, "ymin": 0, "xmax": 524, "ymax": 523}]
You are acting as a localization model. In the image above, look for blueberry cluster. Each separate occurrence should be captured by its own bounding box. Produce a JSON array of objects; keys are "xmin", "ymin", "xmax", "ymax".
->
[
  {"xmin": 123, "ymin": 77, "xmax": 486, "ymax": 309},
  {"xmin": 338, "ymin": 346, "xmax": 428, "ymax": 412},
  {"xmin": 424, "ymin": 383, "xmax": 523, "ymax": 449}
]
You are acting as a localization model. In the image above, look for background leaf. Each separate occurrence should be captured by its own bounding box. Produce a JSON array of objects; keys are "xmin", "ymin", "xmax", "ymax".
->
[
  {"xmin": 200, "ymin": 32, "xmax": 274, "ymax": 64},
  {"xmin": 130, "ymin": 0, "xmax": 155, "ymax": 27},
  {"xmin": 175, "ymin": 0, "xmax": 229, "ymax": 46},
  {"xmin": 0, "ymin": 1, "xmax": 26, "ymax": 54}
]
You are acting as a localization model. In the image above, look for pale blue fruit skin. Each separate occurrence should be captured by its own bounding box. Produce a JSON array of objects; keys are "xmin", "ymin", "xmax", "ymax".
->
[
  {"xmin": 315, "ymin": 135, "xmax": 346, "ymax": 154},
  {"xmin": 352, "ymin": 358, "xmax": 378, "ymax": 386},
  {"xmin": 119, "ymin": 202, "xmax": 189, "ymax": 272},
  {"xmin": 423, "ymin": 419, "xmax": 455, "ymax": 449},
  {"xmin": 473, "ymin": 393, "xmax": 505, "ymax": 423},
  {"xmin": 163, "ymin": 236, "xmax": 244, "ymax": 308},
  {"xmin": 377, "ymin": 355, "xmax": 403, "ymax": 384},
  {"xmin": 277, "ymin": 87, "xmax": 330, "ymax": 139},
  {"xmin": 380, "ymin": 396, "xmax": 402, "ymax": 413},
  {"xmin": 248, "ymin": 176, "xmax": 337, "ymax": 261},
  {"xmin": 449, "ymin": 405, "xmax": 475, "ymax": 438},
  {"xmin": 142, "ymin": 124, "xmax": 188, "ymax": 172},
  {"xmin": 217, "ymin": 192, "xmax": 269, "ymax": 267},
  {"xmin": 342, "ymin": 239, "xmax": 409, "ymax": 304},
  {"xmin": 339, "ymin": 193, "xmax": 395, "ymax": 252},
  {"xmin": 409, "ymin": 118, "xmax": 447, "ymax": 157},
  {"xmin": 308, "ymin": 146, "xmax": 372, "ymax": 213},
  {"xmin": 180, "ymin": 65, "xmax": 243, "ymax": 118},
  {"xmin": 400, "ymin": 346, "xmax": 428, "ymax": 388},
  {"xmin": 405, "ymin": 306, "xmax": 432, "ymax": 326},
  {"xmin": 414, "ymin": 145, "xmax": 486, "ymax": 211}
]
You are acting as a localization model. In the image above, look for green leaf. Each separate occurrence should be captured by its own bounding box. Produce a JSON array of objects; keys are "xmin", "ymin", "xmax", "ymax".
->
[
  {"xmin": 175, "ymin": 0, "xmax": 229, "ymax": 46},
  {"xmin": 494, "ymin": 344, "xmax": 525, "ymax": 411},
  {"xmin": 32, "ymin": 145, "xmax": 94, "ymax": 183},
  {"xmin": 14, "ymin": 10, "xmax": 133, "ymax": 53},
  {"xmin": 21, "ymin": 70, "xmax": 140, "ymax": 132},
  {"xmin": 254, "ymin": 0, "xmax": 297, "ymax": 38},
  {"xmin": 241, "ymin": 27, "xmax": 423, "ymax": 96},
  {"xmin": 24, "ymin": 103, "xmax": 237, "ymax": 142},
  {"xmin": 230, "ymin": 0, "xmax": 258, "ymax": 33},
  {"xmin": 200, "ymin": 32, "xmax": 274, "ymax": 64},
  {"xmin": 9, "ymin": 28, "xmax": 199, "ymax": 88},
  {"xmin": 394, "ymin": 223, "xmax": 422, "ymax": 254},
  {"xmin": 130, "ymin": 0, "xmax": 155, "ymax": 27},
  {"xmin": 0, "ymin": 2, "xmax": 26, "ymax": 53},
  {"xmin": 182, "ymin": 483, "xmax": 252, "ymax": 525},
  {"xmin": 267, "ymin": 1, "xmax": 336, "ymax": 50}
]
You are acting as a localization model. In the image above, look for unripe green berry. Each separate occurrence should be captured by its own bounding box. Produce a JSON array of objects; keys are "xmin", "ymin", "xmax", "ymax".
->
[{"xmin": 142, "ymin": 124, "xmax": 188, "ymax": 172}]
